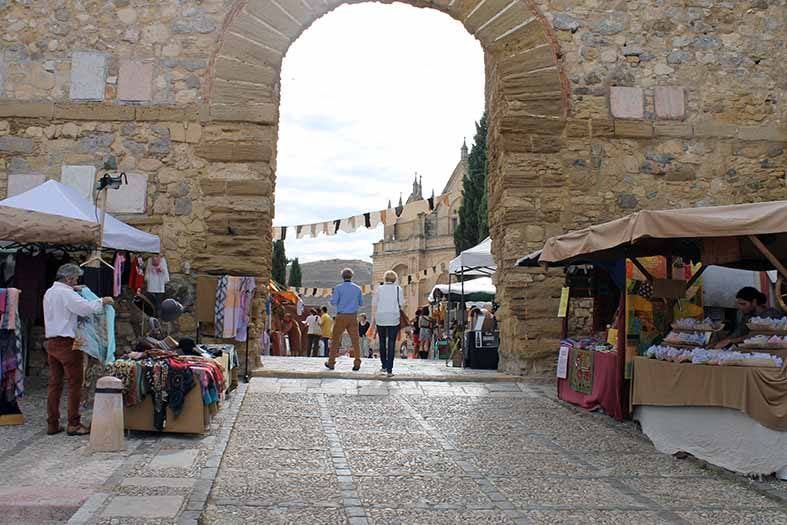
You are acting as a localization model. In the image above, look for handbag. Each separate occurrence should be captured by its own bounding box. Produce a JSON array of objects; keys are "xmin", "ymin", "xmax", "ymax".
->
[{"xmin": 397, "ymin": 286, "xmax": 409, "ymax": 328}]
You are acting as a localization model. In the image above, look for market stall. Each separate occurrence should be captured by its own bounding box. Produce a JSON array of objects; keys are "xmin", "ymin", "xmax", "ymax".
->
[
  {"xmin": 519, "ymin": 201, "xmax": 787, "ymax": 475},
  {"xmin": 0, "ymin": 180, "xmax": 163, "ymax": 425}
]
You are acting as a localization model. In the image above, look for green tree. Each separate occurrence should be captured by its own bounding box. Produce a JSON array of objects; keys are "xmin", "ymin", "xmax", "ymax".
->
[
  {"xmin": 454, "ymin": 112, "xmax": 488, "ymax": 254},
  {"xmin": 271, "ymin": 240, "xmax": 287, "ymax": 286},
  {"xmin": 288, "ymin": 257, "xmax": 303, "ymax": 288}
]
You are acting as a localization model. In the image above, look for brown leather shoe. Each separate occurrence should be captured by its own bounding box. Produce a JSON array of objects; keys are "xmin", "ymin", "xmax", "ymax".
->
[
  {"xmin": 66, "ymin": 424, "xmax": 90, "ymax": 436},
  {"xmin": 47, "ymin": 425, "xmax": 64, "ymax": 435}
]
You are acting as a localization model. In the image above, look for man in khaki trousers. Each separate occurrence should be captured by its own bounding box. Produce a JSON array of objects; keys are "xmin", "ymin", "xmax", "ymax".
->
[{"xmin": 325, "ymin": 268, "xmax": 364, "ymax": 371}]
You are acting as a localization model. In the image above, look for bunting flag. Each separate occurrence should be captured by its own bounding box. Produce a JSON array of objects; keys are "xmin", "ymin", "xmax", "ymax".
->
[
  {"xmin": 272, "ymin": 192, "xmax": 457, "ymax": 240},
  {"xmin": 286, "ymin": 263, "xmax": 449, "ymax": 298}
]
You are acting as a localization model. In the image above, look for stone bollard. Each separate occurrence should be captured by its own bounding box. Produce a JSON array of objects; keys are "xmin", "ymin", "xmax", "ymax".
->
[{"xmin": 89, "ymin": 376, "xmax": 125, "ymax": 452}]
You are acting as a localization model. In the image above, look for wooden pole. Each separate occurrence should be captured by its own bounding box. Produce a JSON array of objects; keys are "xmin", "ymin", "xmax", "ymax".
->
[{"xmin": 748, "ymin": 235, "xmax": 787, "ymax": 279}]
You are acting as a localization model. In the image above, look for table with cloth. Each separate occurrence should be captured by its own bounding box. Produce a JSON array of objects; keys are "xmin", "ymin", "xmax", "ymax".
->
[
  {"xmin": 558, "ymin": 348, "xmax": 627, "ymax": 421},
  {"xmin": 631, "ymin": 356, "xmax": 787, "ymax": 475}
]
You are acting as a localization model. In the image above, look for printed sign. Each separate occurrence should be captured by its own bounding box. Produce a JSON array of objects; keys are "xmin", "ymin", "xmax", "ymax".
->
[
  {"xmin": 557, "ymin": 346, "xmax": 569, "ymax": 378},
  {"xmin": 557, "ymin": 287, "xmax": 570, "ymax": 318}
]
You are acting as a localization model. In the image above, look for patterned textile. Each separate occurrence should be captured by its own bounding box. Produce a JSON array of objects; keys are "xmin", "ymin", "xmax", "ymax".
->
[
  {"xmin": 144, "ymin": 359, "xmax": 170, "ymax": 431},
  {"xmin": 113, "ymin": 252, "xmax": 126, "ymax": 297},
  {"xmin": 569, "ymin": 349, "xmax": 594, "ymax": 395},
  {"xmin": 75, "ymin": 288, "xmax": 116, "ymax": 365},
  {"xmin": 0, "ymin": 289, "xmax": 23, "ymax": 401},
  {"xmin": 0, "ymin": 330, "xmax": 17, "ymax": 403},
  {"xmin": 165, "ymin": 359, "xmax": 195, "ymax": 417},
  {"xmin": 235, "ymin": 277, "xmax": 256, "ymax": 342},
  {"xmin": 81, "ymin": 356, "xmax": 113, "ymax": 409},
  {"xmin": 222, "ymin": 277, "xmax": 242, "ymax": 339},
  {"xmin": 111, "ymin": 359, "xmax": 143, "ymax": 407},
  {"xmin": 214, "ymin": 276, "xmax": 228, "ymax": 337}
]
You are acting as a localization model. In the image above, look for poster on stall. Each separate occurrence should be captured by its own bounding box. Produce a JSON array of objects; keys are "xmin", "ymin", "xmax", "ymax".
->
[
  {"xmin": 557, "ymin": 287, "xmax": 570, "ymax": 318},
  {"xmin": 556, "ymin": 346, "xmax": 569, "ymax": 379}
]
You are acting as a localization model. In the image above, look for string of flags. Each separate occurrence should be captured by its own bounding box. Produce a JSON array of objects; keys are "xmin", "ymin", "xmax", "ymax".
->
[
  {"xmin": 287, "ymin": 262, "xmax": 448, "ymax": 298},
  {"xmin": 272, "ymin": 192, "xmax": 453, "ymax": 241}
]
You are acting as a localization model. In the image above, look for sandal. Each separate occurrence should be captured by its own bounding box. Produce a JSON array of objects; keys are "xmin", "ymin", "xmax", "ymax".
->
[{"xmin": 66, "ymin": 424, "xmax": 90, "ymax": 436}]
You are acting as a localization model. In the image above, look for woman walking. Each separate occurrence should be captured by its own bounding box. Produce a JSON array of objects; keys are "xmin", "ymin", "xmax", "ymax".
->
[
  {"xmin": 418, "ymin": 305, "xmax": 433, "ymax": 359},
  {"xmin": 374, "ymin": 270, "xmax": 405, "ymax": 377}
]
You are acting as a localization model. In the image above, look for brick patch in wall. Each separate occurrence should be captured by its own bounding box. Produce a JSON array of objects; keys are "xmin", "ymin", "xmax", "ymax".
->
[
  {"xmin": 106, "ymin": 172, "xmax": 148, "ymax": 214},
  {"xmin": 61, "ymin": 165, "xmax": 97, "ymax": 201},
  {"xmin": 69, "ymin": 52, "xmax": 107, "ymax": 101},
  {"xmin": 118, "ymin": 60, "xmax": 154, "ymax": 102},
  {"xmin": 7, "ymin": 173, "xmax": 45, "ymax": 197},
  {"xmin": 654, "ymin": 86, "xmax": 686, "ymax": 120},
  {"xmin": 609, "ymin": 86, "xmax": 644, "ymax": 119}
]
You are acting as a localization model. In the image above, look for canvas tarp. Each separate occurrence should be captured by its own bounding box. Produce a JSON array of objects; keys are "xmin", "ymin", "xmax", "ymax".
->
[
  {"xmin": 0, "ymin": 180, "xmax": 160, "ymax": 252},
  {"xmin": 449, "ymin": 237, "xmax": 496, "ymax": 276},
  {"xmin": 428, "ymin": 276, "xmax": 496, "ymax": 302},
  {"xmin": 537, "ymin": 201, "xmax": 787, "ymax": 267}
]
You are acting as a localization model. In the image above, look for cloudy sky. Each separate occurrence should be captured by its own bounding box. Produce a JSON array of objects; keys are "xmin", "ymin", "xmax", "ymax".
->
[{"xmin": 274, "ymin": 2, "xmax": 485, "ymax": 263}]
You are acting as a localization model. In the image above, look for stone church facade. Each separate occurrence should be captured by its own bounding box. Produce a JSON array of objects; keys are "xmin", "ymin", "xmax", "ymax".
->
[
  {"xmin": 0, "ymin": 1, "xmax": 784, "ymax": 375},
  {"xmin": 372, "ymin": 143, "xmax": 468, "ymax": 317}
]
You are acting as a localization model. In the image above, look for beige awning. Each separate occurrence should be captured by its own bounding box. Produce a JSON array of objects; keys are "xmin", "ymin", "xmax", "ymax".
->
[
  {"xmin": 537, "ymin": 201, "xmax": 787, "ymax": 268},
  {"xmin": 0, "ymin": 206, "xmax": 99, "ymax": 245}
]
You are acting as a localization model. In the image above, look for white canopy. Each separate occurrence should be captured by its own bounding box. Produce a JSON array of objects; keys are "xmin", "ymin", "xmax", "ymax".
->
[
  {"xmin": 429, "ymin": 276, "xmax": 496, "ymax": 302},
  {"xmin": 449, "ymin": 237, "xmax": 496, "ymax": 275},
  {"xmin": 0, "ymin": 180, "xmax": 160, "ymax": 253}
]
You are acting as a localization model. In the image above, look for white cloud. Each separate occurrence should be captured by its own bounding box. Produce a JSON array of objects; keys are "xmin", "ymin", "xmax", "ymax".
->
[{"xmin": 275, "ymin": 2, "xmax": 485, "ymax": 262}]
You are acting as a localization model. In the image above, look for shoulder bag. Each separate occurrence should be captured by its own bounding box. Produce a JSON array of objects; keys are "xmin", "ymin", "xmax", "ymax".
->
[{"xmin": 397, "ymin": 286, "xmax": 409, "ymax": 328}]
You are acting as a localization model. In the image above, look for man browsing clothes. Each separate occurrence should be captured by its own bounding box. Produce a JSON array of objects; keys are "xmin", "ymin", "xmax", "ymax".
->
[
  {"xmin": 43, "ymin": 264, "xmax": 114, "ymax": 436},
  {"xmin": 325, "ymin": 268, "xmax": 363, "ymax": 371}
]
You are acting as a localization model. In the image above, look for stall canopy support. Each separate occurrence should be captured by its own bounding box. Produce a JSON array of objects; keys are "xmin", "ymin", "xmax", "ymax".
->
[
  {"xmin": 685, "ymin": 264, "xmax": 707, "ymax": 290},
  {"xmin": 630, "ymin": 258, "xmax": 655, "ymax": 284},
  {"xmin": 748, "ymin": 235, "xmax": 787, "ymax": 279}
]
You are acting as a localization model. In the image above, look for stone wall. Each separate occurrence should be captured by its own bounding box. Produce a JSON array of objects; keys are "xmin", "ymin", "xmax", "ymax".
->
[{"xmin": 0, "ymin": 0, "xmax": 784, "ymax": 376}]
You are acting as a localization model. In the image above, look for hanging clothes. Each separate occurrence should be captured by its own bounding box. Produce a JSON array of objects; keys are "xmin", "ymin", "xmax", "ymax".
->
[
  {"xmin": 74, "ymin": 287, "xmax": 116, "ymax": 365},
  {"xmin": 128, "ymin": 256, "xmax": 145, "ymax": 293},
  {"xmin": 235, "ymin": 277, "xmax": 256, "ymax": 342},
  {"xmin": 145, "ymin": 256, "xmax": 170, "ymax": 294},
  {"xmin": 222, "ymin": 277, "xmax": 242, "ymax": 339},
  {"xmin": 83, "ymin": 265, "xmax": 114, "ymax": 297},
  {"xmin": 214, "ymin": 276, "xmax": 229, "ymax": 338},
  {"xmin": 14, "ymin": 252, "xmax": 46, "ymax": 324},
  {"xmin": 113, "ymin": 252, "xmax": 126, "ymax": 297},
  {"xmin": 0, "ymin": 288, "xmax": 23, "ymax": 402}
]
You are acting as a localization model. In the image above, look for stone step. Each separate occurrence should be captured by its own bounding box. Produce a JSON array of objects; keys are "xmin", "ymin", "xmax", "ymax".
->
[{"xmin": 0, "ymin": 487, "xmax": 92, "ymax": 523}]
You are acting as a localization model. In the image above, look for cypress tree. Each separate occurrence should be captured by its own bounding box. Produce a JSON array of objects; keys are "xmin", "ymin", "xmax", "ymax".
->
[
  {"xmin": 454, "ymin": 112, "xmax": 488, "ymax": 254},
  {"xmin": 288, "ymin": 257, "xmax": 303, "ymax": 288},
  {"xmin": 271, "ymin": 240, "xmax": 287, "ymax": 286}
]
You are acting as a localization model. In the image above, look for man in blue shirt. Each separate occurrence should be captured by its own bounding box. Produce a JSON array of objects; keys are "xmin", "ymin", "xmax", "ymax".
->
[{"xmin": 325, "ymin": 268, "xmax": 364, "ymax": 371}]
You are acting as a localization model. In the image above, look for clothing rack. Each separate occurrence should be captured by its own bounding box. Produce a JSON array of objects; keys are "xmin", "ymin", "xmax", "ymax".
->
[{"xmin": 0, "ymin": 287, "xmax": 24, "ymax": 426}]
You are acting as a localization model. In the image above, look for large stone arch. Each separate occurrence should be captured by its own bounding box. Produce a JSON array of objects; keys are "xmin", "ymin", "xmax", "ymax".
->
[{"xmin": 206, "ymin": 0, "xmax": 569, "ymax": 373}]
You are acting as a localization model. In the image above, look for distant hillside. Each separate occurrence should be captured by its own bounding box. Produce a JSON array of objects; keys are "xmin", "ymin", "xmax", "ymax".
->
[{"xmin": 287, "ymin": 259, "xmax": 373, "ymax": 316}]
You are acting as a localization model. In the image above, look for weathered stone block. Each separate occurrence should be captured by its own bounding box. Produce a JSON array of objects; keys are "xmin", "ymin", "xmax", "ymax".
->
[
  {"xmin": 614, "ymin": 120, "xmax": 654, "ymax": 138},
  {"xmin": 69, "ymin": 51, "xmax": 107, "ymax": 101},
  {"xmin": 227, "ymin": 180, "xmax": 270, "ymax": 196},
  {"xmin": 60, "ymin": 165, "xmax": 96, "ymax": 201},
  {"xmin": 7, "ymin": 173, "xmax": 46, "ymax": 197},
  {"xmin": 118, "ymin": 60, "xmax": 153, "ymax": 102},
  {"xmin": 199, "ymin": 179, "xmax": 226, "ymax": 196},
  {"xmin": 54, "ymin": 103, "xmax": 134, "ymax": 121},
  {"xmin": 106, "ymin": 172, "xmax": 147, "ymax": 213},
  {"xmin": 654, "ymin": 86, "xmax": 686, "ymax": 120},
  {"xmin": 135, "ymin": 105, "xmax": 200, "ymax": 122},
  {"xmin": 210, "ymin": 104, "xmax": 277, "ymax": 124},
  {"xmin": 609, "ymin": 87, "xmax": 644, "ymax": 119},
  {"xmin": 693, "ymin": 121, "xmax": 738, "ymax": 138},
  {"xmin": 0, "ymin": 136, "xmax": 34, "ymax": 154},
  {"xmin": 738, "ymin": 126, "xmax": 787, "ymax": 142},
  {"xmin": 590, "ymin": 119, "xmax": 615, "ymax": 137},
  {"xmin": 654, "ymin": 121, "xmax": 693, "ymax": 138},
  {"xmin": 195, "ymin": 141, "xmax": 272, "ymax": 162},
  {"xmin": 213, "ymin": 56, "xmax": 276, "ymax": 86},
  {"xmin": 0, "ymin": 101, "xmax": 54, "ymax": 118}
]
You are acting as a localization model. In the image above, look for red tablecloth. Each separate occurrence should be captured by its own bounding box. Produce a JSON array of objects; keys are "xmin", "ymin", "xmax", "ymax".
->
[{"xmin": 558, "ymin": 348, "xmax": 627, "ymax": 421}]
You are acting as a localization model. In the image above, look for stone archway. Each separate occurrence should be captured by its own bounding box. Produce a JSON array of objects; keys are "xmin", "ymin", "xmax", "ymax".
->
[{"xmin": 205, "ymin": 0, "xmax": 569, "ymax": 374}]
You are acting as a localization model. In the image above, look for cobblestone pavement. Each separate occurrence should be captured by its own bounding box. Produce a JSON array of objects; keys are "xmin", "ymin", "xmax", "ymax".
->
[
  {"xmin": 255, "ymin": 355, "xmax": 522, "ymax": 382},
  {"xmin": 206, "ymin": 375, "xmax": 787, "ymax": 525},
  {"xmin": 0, "ymin": 378, "xmax": 245, "ymax": 524}
]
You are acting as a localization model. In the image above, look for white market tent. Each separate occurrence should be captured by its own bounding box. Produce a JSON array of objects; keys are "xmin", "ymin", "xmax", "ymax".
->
[
  {"xmin": 449, "ymin": 237, "xmax": 495, "ymax": 276},
  {"xmin": 0, "ymin": 180, "xmax": 160, "ymax": 253},
  {"xmin": 428, "ymin": 276, "xmax": 496, "ymax": 302}
]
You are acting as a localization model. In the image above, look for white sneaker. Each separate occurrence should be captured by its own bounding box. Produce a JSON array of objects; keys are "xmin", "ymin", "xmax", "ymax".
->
[{"xmin": 379, "ymin": 366, "xmax": 386, "ymax": 373}]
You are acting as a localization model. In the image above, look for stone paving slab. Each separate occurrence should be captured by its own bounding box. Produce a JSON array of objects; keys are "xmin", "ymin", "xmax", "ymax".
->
[{"xmin": 100, "ymin": 495, "xmax": 184, "ymax": 518}]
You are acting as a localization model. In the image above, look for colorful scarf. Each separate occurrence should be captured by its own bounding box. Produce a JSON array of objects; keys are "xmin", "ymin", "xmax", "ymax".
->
[
  {"xmin": 75, "ymin": 288, "xmax": 116, "ymax": 365},
  {"xmin": 214, "ymin": 276, "xmax": 228, "ymax": 338},
  {"xmin": 235, "ymin": 277, "xmax": 256, "ymax": 342}
]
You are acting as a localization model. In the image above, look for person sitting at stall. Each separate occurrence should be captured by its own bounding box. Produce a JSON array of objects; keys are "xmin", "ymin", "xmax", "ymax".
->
[{"xmin": 714, "ymin": 286, "xmax": 782, "ymax": 348}]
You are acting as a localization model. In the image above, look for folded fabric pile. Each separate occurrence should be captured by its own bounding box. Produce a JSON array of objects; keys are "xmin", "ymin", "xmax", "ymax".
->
[
  {"xmin": 741, "ymin": 335, "xmax": 787, "ymax": 348},
  {"xmin": 672, "ymin": 317, "xmax": 722, "ymax": 331},
  {"xmin": 560, "ymin": 336, "xmax": 613, "ymax": 352},
  {"xmin": 646, "ymin": 345, "xmax": 783, "ymax": 368},
  {"xmin": 748, "ymin": 316, "xmax": 787, "ymax": 331},
  {"xmin": 663, "ymin": 331, "xmax": 708, "ymax": 346}
]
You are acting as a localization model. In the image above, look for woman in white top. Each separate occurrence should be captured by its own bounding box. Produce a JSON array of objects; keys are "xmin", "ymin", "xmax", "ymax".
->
[
  {"xmin": 303, "ymin": 308, "xmax": 321, "ymax": 357},
  {"xmin": 374, "ymin": 270, "xmax": 405, "ymax": 377}
]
